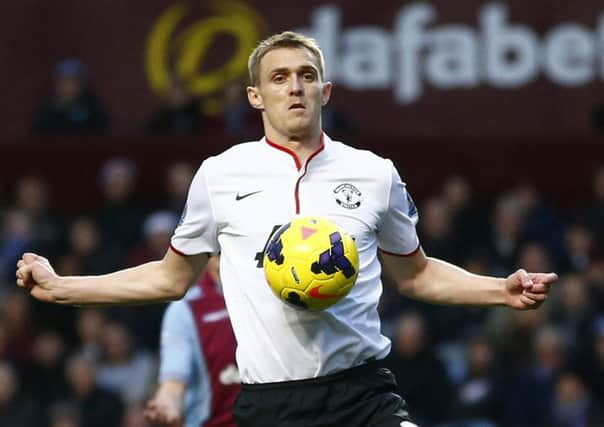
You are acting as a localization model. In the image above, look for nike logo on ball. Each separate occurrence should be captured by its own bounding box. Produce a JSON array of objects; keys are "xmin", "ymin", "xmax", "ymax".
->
[
  {"xmin": 308, "ymin": 285, "xmax": 340, "ymax": 299},
  {"xmin": 235, "ymin": 190, "xmax": 263, "ymax": 201}
]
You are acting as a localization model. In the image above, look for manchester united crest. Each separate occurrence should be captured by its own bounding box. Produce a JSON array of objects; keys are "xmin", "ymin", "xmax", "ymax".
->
[{"xmin": 333, "ymin": 183, "xmax": 362, "ymax": 209}]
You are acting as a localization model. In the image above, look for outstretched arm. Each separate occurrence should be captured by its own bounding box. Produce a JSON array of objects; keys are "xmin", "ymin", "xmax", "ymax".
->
[
  {"xmin": 380, "ymin": 247, "xmax": 557, "ymax": 309},
  {"xmin": 15, "ymin": 249, "xmax": 208, "ymax": 305}
]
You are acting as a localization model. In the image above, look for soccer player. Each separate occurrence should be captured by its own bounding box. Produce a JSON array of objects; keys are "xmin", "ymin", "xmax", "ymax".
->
[
  {"xmin": 144, "ymin": 256, "xmax": 240, "ymax": 427},
  {"xmin": 16, "ymin": 31, "xmax": 558, "ymax": 427}
]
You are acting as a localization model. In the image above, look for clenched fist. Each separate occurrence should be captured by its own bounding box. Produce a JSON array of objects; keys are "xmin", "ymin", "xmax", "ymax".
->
[{"xmin": 16, "ymin": 252, "xmax": 59, "ymax": 303}]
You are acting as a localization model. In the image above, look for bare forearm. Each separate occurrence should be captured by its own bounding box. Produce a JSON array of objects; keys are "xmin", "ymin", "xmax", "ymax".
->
[
  {"xmin": 399, "ymin": 257, "xmax": 507, "ymax": 306},
  {"xmin": 52, "ymin": 261, "xmax": 187, "ymax": 305},
  {"xmin": 157, "ymin": 380, "xmax": 186, "ymax": 400}
]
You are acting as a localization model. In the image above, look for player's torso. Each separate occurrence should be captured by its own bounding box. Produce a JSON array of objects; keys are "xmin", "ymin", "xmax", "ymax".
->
[{"xmin": 203, "ymin": 137, "xmax": 391, "ymax": 382}]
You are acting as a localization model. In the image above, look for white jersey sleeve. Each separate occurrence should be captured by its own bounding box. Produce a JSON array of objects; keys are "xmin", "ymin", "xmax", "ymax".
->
[
  {"xmin": 171, "ymin": 161, "xmax": 219, "ymax": 255},
  {"xmin": 377, "ymin": 161, "xmax": 420, "ymax": 255}
]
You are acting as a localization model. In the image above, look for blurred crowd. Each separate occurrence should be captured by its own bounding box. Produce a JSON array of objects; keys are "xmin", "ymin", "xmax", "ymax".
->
[
  {"xmin": 0, "ymin": 57, "xmax": 602, "ymax": 427},
  {"xmin": 28, "ymin": 58, "xmax": 354, "ymax": 141}
]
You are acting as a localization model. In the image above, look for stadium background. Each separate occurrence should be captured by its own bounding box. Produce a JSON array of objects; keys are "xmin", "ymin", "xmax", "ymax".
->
[{"xmin": 1, "ymin": 1, "xmax": 603, "ymax": 426}]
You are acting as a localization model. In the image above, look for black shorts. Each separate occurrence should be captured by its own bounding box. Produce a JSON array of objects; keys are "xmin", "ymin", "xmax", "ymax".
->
[{"xmin": 233, "ymin": 360, "xmax": 417, "ymax": 427}]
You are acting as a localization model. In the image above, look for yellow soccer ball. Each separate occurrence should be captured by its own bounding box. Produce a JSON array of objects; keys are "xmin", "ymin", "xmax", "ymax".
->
[{"xmin": 263, "ymin": 216, "xmax": 359, "ymax": 311}]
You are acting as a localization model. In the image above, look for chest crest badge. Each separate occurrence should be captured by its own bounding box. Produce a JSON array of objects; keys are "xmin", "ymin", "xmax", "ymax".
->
[{"xmin": 333, "ymin": 183, "xmax": 362, "ymax": 209}]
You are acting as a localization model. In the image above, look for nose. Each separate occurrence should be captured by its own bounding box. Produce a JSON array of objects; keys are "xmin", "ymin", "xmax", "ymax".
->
[{"xmin": 289, "ymin": 75, "xmax": 304, "ymax": 96}]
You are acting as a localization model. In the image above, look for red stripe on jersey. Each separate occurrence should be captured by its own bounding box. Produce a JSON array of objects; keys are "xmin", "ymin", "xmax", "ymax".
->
[
  {"xmin": 294, "ymin": 137, "xmax": 325, "ymax": 213},
  {"xmin": 265, "ymin": 134, "xmax": 325, "ymax": 214},
  {"xmin": 265, "ymin": 138, "xmax": 302, "ymax": 170},
  {"xmin": 379, "ymin": 244, "xmax": 422, "ymax": 257},
  {"xmin": 169, "ymin": 244, "xmax": 187, "ymax": 257}
]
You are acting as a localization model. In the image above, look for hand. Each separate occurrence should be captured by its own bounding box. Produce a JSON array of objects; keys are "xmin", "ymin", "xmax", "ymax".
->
[
  {"xmin": 15, "ymin": 252, "xmax": 59, "ymax": 303},
  {"xmin": 504, "ymin": 268, "xmax": 558, "ymax": 310},
  {"xmin": 144, "ymin": 386, "xmax": 184, "ymax": 427}
]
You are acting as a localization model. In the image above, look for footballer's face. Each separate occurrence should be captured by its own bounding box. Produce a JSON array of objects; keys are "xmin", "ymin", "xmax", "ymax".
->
[{"xmin": 247, "ymin": 47, "xmax": 332, "ymax": 142}]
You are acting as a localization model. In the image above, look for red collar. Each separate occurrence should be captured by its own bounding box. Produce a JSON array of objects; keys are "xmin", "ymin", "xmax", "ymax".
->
[{"xmin": 265, "ymin": 133, "xmax": 325, "ymax": 171}]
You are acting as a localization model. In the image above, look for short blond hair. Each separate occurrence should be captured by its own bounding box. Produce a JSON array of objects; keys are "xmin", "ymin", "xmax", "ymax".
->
[{"xmin": 248, "ymin": 31, "xmax": 325, "ymax": 86}]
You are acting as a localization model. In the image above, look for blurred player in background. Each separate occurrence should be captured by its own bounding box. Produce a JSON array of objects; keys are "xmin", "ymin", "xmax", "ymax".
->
[
  {"xmin": 17, "ymin": 31, "xmax": 558, "ymax": 426},
  {"xmin": 144, "ymin": 256, "xmax": 239, "ymax": 427}
]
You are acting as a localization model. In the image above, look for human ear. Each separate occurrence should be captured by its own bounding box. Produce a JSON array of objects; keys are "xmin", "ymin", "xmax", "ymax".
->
[
  {"xmin": 321, "ymin": 81, "xmax": 333, "ymax": 106},
  {"xmin": 247, "ymin": 86, "xmax": 264, "ymax": 109}
]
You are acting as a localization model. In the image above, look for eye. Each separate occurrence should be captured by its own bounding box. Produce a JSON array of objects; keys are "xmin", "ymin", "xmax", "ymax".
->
[
  {"xmin": 272, "ymin": 74, "xmax": 286, "ymax": 83},
  {"xmin": 303, "ymin": 72, "xmax": 316, "ymax": 82}
]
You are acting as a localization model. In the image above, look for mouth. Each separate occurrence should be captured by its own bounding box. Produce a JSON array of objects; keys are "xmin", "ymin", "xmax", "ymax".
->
[{"xmin": 289, "ymin": 103, "xmax": 305, "ymax": 110}]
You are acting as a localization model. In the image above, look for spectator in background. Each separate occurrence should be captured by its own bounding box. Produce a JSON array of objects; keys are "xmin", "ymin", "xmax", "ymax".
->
[
  {"xmin": 576, "ymin": 316, "xmax": 604, "ymax": 411},
  {"xmin": 95, "ymin": 158, "xmax": 147, "ymax": 263},
  {"xmin": 126, "ymin": 211, "xmax": 178, "ymax": 267},
  {"xmin": 1, "ymin": 291, "xmax": 36, "ymax": 366},
  {"xmin": 446, "ymin": 333, "xmax": 500, "ymax": 427},
  {"xmin": 577, "ymin": 166, "xmax": 604, "ymax": 252},
  {"xmin": 159, "ymin": 162, "xmax": 194, "ymax": 216},
  {"xmin": 146, "ymin": 72, "xmax": 203, "ymax": 134},
  {"xmin": 517, "ymin": 242, "xmax": 555, "ymax": 276},
  {"xmin": 551, "ymin": 371, "xmax": 601, "ymax": 427},
  {"xmin": 417, "ymin": 196, "xmax": 456, "ymax": 263},
  {"xmin": 13, "ymin": 176, "xmax": 65, "ymax": 257},
  {"xmin": 220, "ymin": 79, "xmax": 261, "ymax": 139},
  {"xmin": 64, "ymin": 354, "xmax": 124, "ymax": 427},
  {"xmin": 74, "ymin": 308, "xmax": 107, "ymax": 362},
  {"xmin": 488, "ymin": 193, "xmax": 526, "ymax": 276},
  {"xmin": 0, "ymin": 208, "xmax": 33, "ymax": 285},
  {"xmin": 500, "ymin": 325, "xmax": 566, "ymax": 427},
  {"xmin": 32, "ymin": 58, "xmax": 109, "ymax": 135},
  {"xmin": 61, "ymin": 217, "xmax": 117, "ymax": 275},
  {"xmin": 25, "ymin": 330, "xmax": 71, "ymax": 411},
  {"xmin": 441, "ymin": 176, "xmax": 489, "ymax": 257},
  {"xmin": 382, "ymin": 311, "xmax": 452, "ymax": 426},
  {"xmin": 549, "ymin": 274, "xmax": 595, "ymax": 365},
  {"xmin": 485, "ymin": 304, "xmax": 549, "ymax": 374},
  {"xmin": 514, "ymin": 183, "xmax": 565, "ymax": 265},
  {"xmin": 563, "ymin": 224, "xmax": 598, "ymax": 274},
  {"xmin": 96, "ymin": 322, "xmax": 156, "ymax": 405},
  {"xmin": 0, "ymin": 361, "xmax": 40, "ymax": 427}
]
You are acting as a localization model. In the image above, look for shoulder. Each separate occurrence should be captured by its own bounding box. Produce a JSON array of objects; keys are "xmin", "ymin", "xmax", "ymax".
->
[
  {"xmin": 328, "ymin": 138, "xmax": 391, "ymax": 167},
  {"xmin": 327, "ymin": 137, "xmax": 394, "ymax": 182},
  {"xmin": 203, "ymin": 140, "xmax": 265, "ymax": 169},
  {"xmin": 189, "ymin": 140, "xmax": 264, "ymax": 188}
]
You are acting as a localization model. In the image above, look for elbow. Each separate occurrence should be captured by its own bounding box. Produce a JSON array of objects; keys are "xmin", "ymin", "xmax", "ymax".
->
[
  {"xmin": 168, "ymin": 279, "xmax": 189, "ymax": 300},
  {"xmin": 397, "ymin": 260, "xmax": 429, "ymax": 298},
  {"xmin": 398, "ymin": 278, "xmax": 417, "ymax": 297},
  {"xmin": 158, "ymin": 276, "xmax": 190, "ymax": 301}
]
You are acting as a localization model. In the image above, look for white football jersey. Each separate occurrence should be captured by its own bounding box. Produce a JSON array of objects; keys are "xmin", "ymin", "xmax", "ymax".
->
[{"xmin": 171, "ymin": 134, "xmax": 419, "ymax": 383}]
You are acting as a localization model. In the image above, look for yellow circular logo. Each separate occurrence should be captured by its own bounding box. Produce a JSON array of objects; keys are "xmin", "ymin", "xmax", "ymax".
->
[{"xmin": 145, "ymin": 1, "xmax": 264, "ymax": 112}]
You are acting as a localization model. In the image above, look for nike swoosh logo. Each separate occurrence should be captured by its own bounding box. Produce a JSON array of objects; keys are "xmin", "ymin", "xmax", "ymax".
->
[
  {"xmin": 235, "ymin": 190, "xmax": 263, "ymax": 201},
  {"xmin": 308, "ymin": 285, "xmax": 340, "ymax": 299}
]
